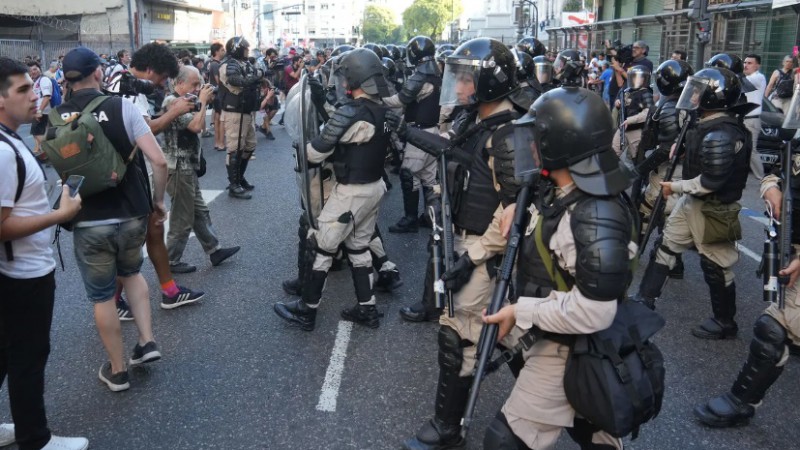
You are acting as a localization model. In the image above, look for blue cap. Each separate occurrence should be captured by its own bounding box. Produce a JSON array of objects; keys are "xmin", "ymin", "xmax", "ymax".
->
[{"xmin": 62, "ymin": 47, "xmax": 101, "ymax": 81}]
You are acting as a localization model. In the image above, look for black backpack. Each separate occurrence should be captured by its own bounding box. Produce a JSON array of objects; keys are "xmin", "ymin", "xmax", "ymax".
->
[
  {"xmin": 775, "ymin": 70, "xmax": 794, "ymax": 99},
  {"xmin": 563, "ymin": 299, "xmax": 666, "ymax": 439}
]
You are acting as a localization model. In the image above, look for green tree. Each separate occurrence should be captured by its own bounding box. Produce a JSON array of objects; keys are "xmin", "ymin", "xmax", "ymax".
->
[
  {"xmin": 363, "ymin": 5, "xmax": 397, "ymax": 43},
  {"xmin": 402, "ymin": 0, "xmax": 463, "ymax": 41},
  {"xmin": 562, "ymin": 0, "xmax": 594, "ymax": 12}
]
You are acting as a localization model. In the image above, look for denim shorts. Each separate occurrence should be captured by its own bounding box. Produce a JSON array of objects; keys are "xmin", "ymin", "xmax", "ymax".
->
[{"xmin": 73, "ymin": 216, "xmax": 147, "ymax": 303}]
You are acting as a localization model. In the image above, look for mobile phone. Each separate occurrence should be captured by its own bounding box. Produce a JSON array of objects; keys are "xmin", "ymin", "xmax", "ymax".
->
[{"xmin": 65, "ymin": 175, "xmax": 84, "ymax": 197}]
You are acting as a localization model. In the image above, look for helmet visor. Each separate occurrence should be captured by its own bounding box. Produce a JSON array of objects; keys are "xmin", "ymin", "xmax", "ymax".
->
[
  {"xmin": 330, "ymin": 70, "xmax": 350, "ymax": 104},
  {"xmin": 782, "ymin": 84, "xmax": 800, "ymax": 129},
  {"xmin": 628, "ymin": 71, "xmax": 648, "ymax": 90},
  {"xmin": 511, "ymin": 117, "xmax": 542, "ymax": 181},
  {"xmin": 676, "ymin": 76, "xmax": 709, "ymax": 111},
  {"xmin": 440, "ymin": 60, "xmax": 479, "ymax": 107},
  {"xmin": 535, "ymin": 62, "xmax": 552, "ymax": 84}
]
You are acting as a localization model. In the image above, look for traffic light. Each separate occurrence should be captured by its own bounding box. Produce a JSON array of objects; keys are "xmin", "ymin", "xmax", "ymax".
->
[{"xmin": 696, "ymin": 17, "xmax": 711, "ymax": 43}]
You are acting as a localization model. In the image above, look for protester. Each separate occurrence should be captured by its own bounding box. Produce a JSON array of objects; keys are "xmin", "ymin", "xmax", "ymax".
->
[{"xmin": 765, "ymin": 54, "xmax": 795, "ymax": 112}]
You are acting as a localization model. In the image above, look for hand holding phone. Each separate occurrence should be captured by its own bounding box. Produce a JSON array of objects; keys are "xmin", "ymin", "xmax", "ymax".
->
[{"xmin": 65, "ymin": 175, "xmax": 84, "ymax": 197}]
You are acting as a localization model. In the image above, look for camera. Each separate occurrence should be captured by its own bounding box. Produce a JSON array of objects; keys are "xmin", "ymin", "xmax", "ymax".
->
[
  {"xmin": 117, "ymin": 71, "xmax": 156, "ymax": 96},
  {"xmin": 605, "ymin": 39, "xmax": 634, "ymax": 66}
]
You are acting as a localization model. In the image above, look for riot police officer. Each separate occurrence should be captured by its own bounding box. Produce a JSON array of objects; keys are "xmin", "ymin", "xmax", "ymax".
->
[
  {"xmin": 516, "ymin": 36, "xmax": 547, "ymax": 59},
  {"xmin": 631, "ymin": 67, "xmax": 754, "ymax": 340},
  {"xmin": 552, "ymin": 49, "xmax": 586, "ymax": 88},
  {"xmin": 612, "ymin": 65, "xmax": 654, "ymax": 161},
  {"xmin": 219, "ymin": 37, "xmax": 262, "ymax": 199},
  {"xmin": 509, "ymin": 49, "xmax": 542, "ymax": 110},
  {"xmin": 532, "ymin": 55, "xmax": 556, "ymax": 92},
  {"xmin": 273, "ymin": 48, "xmax": 391, "ymax": 331},
  {"xmin": 387, "ymin": 37, "xmax": 523, "ymax": 449},
  {"xmin": 385, "ymin": 36, "xmax": 442, "ymax": 234},
  {"xmin": 482, "ymin": 84, "xmax": 636, "ymax": 450}
]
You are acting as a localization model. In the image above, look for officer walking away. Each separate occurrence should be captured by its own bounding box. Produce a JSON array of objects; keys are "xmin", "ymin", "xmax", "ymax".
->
[
  {"xmin": 274, "ymin": 48, "xmax": 391, "ymax": 331},
  {"xmin": 161, "ymin": 65, "xmax": 240, "ymax": 277},
  {"xmin": 219, "ymin": 37, "xmax": 263, "ymax": 199},
  {"xmin": 482, "ymin": 84, "xmax": 636, "ymax": 450},
  {"xmin": 612, "ymin": 66, "xmax": 654, "ymax": 161},
  {"xmin": 630, "ymin": 67, "xmax": 754, "ymax": 340}
]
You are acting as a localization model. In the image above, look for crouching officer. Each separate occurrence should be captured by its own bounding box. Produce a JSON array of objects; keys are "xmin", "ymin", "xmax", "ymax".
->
[
  {"xmin": 273, "ymin": 48, "xmax": 391, "ymax": 330},
  {"xmin": 388, "ymin": 37, "xmax": 523, "ymax": 449},
  {"xmin": 482, "ymin": 85, "xmax": 637, "ymax": 450},
  {"xmin": 630, "ymin": 67, "xmax": 753, "ymax": 340}
]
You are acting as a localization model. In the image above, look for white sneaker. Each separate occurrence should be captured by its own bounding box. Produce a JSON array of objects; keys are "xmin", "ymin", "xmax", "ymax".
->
[
  {"xmin": 41, "ymin": 435, "xmax": 89, "ymax": 450},
  {"xmin": 0, "ymin": 423, "xmax": 14, "ymax": 446}
]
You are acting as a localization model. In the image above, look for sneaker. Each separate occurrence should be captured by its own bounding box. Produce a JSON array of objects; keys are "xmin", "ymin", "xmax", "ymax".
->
[
  {"xmin": 266, "ymin": 131, "xmax": 275, "ymax": 140},
  {"xmin": 117, "ymin": 296, "xmax": 134, "ymax": 322},
  {"xmin": 130, "ymin": 341, "xmax": 162, "ymax": 365},
  {"xmin": 161, "ymin": 285, "xmax": 205, "ymax": 310},
  {"xmin": 202, "ymin": 130, "xmax": 213, "ymax": 138},
  {"xmin": 210, "ymin": 246, "xmax": 240, "ymax": 266},
  {"xmin": 98, "ymin": 362, "xmax": 130, "ymax": 392},
  {"xmin": 0, "ymin": 423, "xmax": 14, "ymax": 447},
  {"xmin": 41, "ymin": 435, "xmax": 89, "ymax": 450},
  {"xmin": 169, "ymin": 262, "xmax": 197, "ymax": 274}
]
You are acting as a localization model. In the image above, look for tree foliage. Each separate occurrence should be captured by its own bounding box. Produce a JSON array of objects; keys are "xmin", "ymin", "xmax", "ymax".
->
[
  {"xmin": 363, "ymin": 5, "xmax": 398, "ymax": 44},
  {"xmin": 562, "ymin": 0, "xmax": 594, "ymax": 12},
  {"xmin": 402, "ymin": 0, "xmax": 462, "ymax": 41}
]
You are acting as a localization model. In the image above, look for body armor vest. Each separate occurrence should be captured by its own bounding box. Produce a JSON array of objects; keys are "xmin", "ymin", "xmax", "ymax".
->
[
  {"xmin": 404, "ymin": 74, "xmax": 442, "ymax": 128},
  {"xmin": 623, "ymin": 88, "xmax": 651, "ymax": 130},
  {"xmin": 333, "ymin": 99, "xmax": 390, "ymax": 185},
  {"xmin": 682, "ymin": 116, "xmax": 751, "ymax": 204},
  {"xmin": 220, "ymin": 58, "xmax": 260, "ymax": 113}
]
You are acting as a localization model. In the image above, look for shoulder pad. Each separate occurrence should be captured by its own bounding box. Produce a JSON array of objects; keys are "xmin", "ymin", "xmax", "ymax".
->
[
  {"xmin": 508, "ymin": 88, "xmax": 536, "ymax": 113},
  {"xmin": 311, "ymin": 103, "xmax": 360, "ymax": 153},
  {"xmin": 570, "ymin": 196, "xmax": 634, "ymax": 301},
  {"xmin": 656, "ymin": 101, "xmax": 680, "ymax": 143},
  {"xmin": 416, "ymin": 61, "xmax": 441, "ymax": 76},
  {"xmin": 399, "ymin": 73, "xmax": 426, "ymax": 104},
  {"xmin": 488, "ymin": 124, "xmax": 520, "ymax": 205},
  {"xmin": 700, "ymin": 129, "xmax": 738, "ymax": 190},
  {"xmin": 640, "ymin": 89, "xmax": 654, "ymax": 108}
]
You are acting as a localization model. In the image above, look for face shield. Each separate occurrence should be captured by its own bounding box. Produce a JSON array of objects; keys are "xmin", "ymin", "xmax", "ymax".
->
[
  {"xmin": 627, "ymin": 70, "xmax": 649, "ymax": 90},
  {"xmin": 440, "ymin": 60, "xmax": 478, "ymax": 107},
  {"xmin": 552, "ymin": 56, "xmax": 567, "ymax": 75},
  {"xmin": 512, "ymin": 113, "xmax": 543, "ymax": 182},
  {"xmin": 329, "ymin": 59, "xmax": 351, "ymax": 103},
  {"xmin": 676, "ymin": 76, "xmax": 709, "ymax": 111},
  {"xmin": 782, "ymin": 84, "xmax": 800, "ymax": 129},
  {"xmin": 534, "ymin": 62, "xmax": 552, "ymax": 84}
]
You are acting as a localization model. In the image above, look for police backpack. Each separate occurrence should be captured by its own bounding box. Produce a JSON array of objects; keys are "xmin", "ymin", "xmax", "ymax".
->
[
  {"xmin": 563, "ymin": 299, "xmax": 666, "ymax": 439},
  {"xmin": 42, "ymin": 96, "xmax": 138, "ymax": 197}
]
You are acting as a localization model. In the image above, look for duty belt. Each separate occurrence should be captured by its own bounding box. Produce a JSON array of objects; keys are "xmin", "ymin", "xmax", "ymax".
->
[{"xmin": 454, "ymin": 224, "xmax": 482, "ymax": 237}]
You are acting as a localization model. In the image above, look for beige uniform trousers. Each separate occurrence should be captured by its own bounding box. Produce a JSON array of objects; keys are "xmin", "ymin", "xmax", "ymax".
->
[
  {"xmin": 222, "ymin": 111, "xmax": 257, "ymax": 158},
  {"xmin": 401, "ymin": 126, "xmax": 438, "ymax": 192},
  {"xmin": 743, "ymin": 117, "xmax": 764, "ymax": 179},
  {"xmin": 655, "ymin": 195, "xmax": 739, "ymax": 282},
  {"xmin": 641, "ymin": 162, "xmax": 683, "ymax": 219},
  {"xmin": 310, "ymin": 180, "xmax": 386, "ymax": 272},
  {"xmin": 612, "ymin": 127, "xmax": 643, "ymax": 160},
  {"xmin": 765, "ymin": 245, "xmax": 800, "ymax": 344}
]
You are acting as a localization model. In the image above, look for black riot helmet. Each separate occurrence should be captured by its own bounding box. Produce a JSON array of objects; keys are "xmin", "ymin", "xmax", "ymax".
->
[
  {"xmin": 533, "ymin": 55, "xmax": 553, "ymax": 85},
  {"xmin": 385, "ymin": 44, "xmax": 401, "ymax": 61},
  {"xmin": 436, "ymin": 49, "xmax": 453, "ymax": 64},
  {"xmin": 440, "ymin": 37, "xmax": 518, "ymax": 107},
  {"xmin": 676, "ymin": 67, "xmax": 742, "ymax": 112},
  {"xmin": 330, "ymin": 44, "xmax": 355, "ymax": 58},
  {"xmin": 377, "ymin": 45, "xmax": 390, "ymax": 59},
  {"xmin": 513, "ymin": 87, "xmax": 631, "ymax": 195},
  {"xmin": 381, "ymin": 56, "xmax": 397, "ymax": 79},
  {"xmin": 626, "ymin": 65, "xmax": 651, "ymax": 90},
  {"xmin": 654, "ymin": 59, "xmax": 693, "ymax": 97},
  {"xmin": 362, "ymin": 43, "xmax": 381, "ymax": 57},
  {"xmin": 705, "ymin": 53, "xmax": 744, "ymax": 74},
  {"xmin": 437, "ymin": 43, "xmax": 456, "ymax": 53},
  {"xmin": 553, "ymin": 49, "xmax": 584, "ymax": 86},
  {"xmin": 333, "ymin": 47, "xmax": 390, "ymax": 99},
  {"xmin": 226, "ymin": 36, "xmax": 250, "ymax": 60},
  {"xmin": 512, "ymin": 49, "xmax": 535, "ymax": 80},
  {"xmin": 517, "ymin": 37, "xmax": 547, "ymax": 58},
  {"xmin": 406, "ymin": 36, "xmax": 436, "ymax": 66}
]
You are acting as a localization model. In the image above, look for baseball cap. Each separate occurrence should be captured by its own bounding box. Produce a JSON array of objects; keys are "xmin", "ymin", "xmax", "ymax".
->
[
  {"xmin": 63, "ymin": 47, "xmax": 101, "ymax": 81},
  {"xmin": 289, "ymin": 48, "xmax": 297, "ymax": 55}
]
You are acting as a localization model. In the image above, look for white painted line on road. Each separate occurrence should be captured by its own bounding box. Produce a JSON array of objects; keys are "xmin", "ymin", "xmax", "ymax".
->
[
  {"xmin": 144, "ymin": 189, "xmax": 224, "ymax": 257},
  {"xmin": 737, "ymin": 243, "xmax": 762, "ymax": 263},
  {"xmin": 316, "ymin": 321, "xmax": 353, "ymax": 412}
]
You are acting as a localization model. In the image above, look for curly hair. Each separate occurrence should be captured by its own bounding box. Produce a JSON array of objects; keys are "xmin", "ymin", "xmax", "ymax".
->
[{"xmin": 130, "ymin": 43, "xmax": 179, "ymax": 78}]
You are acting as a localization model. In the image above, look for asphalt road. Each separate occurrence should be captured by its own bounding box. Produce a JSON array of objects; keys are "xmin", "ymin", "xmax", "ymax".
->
[{"xmin": 2, "ymin": 118, "xmax": 799, "ymax": 450}]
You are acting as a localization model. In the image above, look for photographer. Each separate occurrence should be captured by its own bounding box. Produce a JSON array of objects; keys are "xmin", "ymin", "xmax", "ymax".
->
[
  {"xmin": 259, "ymin": 79, "xmax": 278, "ymax": 140},
  {"xmin": 162, "ymin": 65, "xmax": 240, "ymax": 274},
  {"xmin": 284, "ymin": 55, "xmax": 304, "ymax": 95},
  {"xmin": 219, "ymin": 37, "xmax": 263, "ymax": 199}
]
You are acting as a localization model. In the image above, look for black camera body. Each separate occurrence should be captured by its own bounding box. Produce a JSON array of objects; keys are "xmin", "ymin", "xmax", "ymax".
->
[
  {"xmin": 607, "ymin": 39, "xmax": 634, "ymax": 66},
  {"xmin": 117, "ymin": 71, "xmax": 156, "ymax": 96}
]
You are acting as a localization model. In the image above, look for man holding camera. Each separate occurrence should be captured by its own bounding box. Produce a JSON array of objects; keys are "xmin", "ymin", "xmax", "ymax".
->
[{"xmin": 219, "ymin": 37, "xmax": 263, "ymax": 200}]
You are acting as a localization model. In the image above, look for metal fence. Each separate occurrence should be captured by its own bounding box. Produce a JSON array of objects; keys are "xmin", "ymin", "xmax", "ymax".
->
[{"xmin": 0, "ymin": 39, "xmax": 127, "ymax": 64}]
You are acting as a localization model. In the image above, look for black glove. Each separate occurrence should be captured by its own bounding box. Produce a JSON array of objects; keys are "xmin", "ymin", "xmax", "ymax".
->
[
  {"xmin": 442, "ymin": 253, "xmax": 476, "ymax": 293},
  {"xmin": 386, "ymin": 110, "xmax": 408, "ymax": 140},
  {"xmin": 308, "ymin": 76, "xmax": 326, "ymax": 107}
]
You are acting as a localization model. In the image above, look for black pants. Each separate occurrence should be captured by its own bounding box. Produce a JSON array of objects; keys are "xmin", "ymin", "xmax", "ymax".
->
[{"xmin": 0, "ymin": 271, "xmax": 54, "ymax": 450}]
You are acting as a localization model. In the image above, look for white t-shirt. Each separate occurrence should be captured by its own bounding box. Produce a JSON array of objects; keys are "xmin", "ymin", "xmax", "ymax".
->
[
  {"xmin": 745, "ymin": 71, "xmax": 767, "ymax": 117},
  {"xmin": 33, "ymin": 76, "xmax": 54, "ymax": 114},
  {"xmin": 0, "ymin": 130, "xmax": 55, "ymax": 278}
]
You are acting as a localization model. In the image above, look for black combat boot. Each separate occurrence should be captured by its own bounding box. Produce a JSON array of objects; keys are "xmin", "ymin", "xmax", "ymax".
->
[
  {"xmin": 282, "ymin": 226, "xmax": 307, "ymax": 296},
  {"xmin": 274, "ymin": 270, "xmax": 326, "ymax": 331},
  {"xmin": 694, "ymin": 317, "xmax": 787, "ymax": 427},
  {"xmin": 239, "ymin": 157, "xmax": 255, "ymax": 191},
  {"xmin": 400, "ymin": 261, "xmax": 442, "ymax": 322},
  {"xmin": 227, "ymin": 154, "xmax": 252, "ymax": 200},
  {"xmin": 629, "ymin": 261, "xmax": 670, "ymax": 310},
  {"xmin": 375, "ymin": 268, "xmax": 403, "ymax": 292},
  {"xmin": 418, "ymin": 186, "xmax": 437, "ymax": 228},
  {"xmin": 390, "ymin": 170, "xmax": 420, "ymax": 233},
  {"xmin": 340, "ymin": 266, "xmax": 380, "ymax": 328},
  {"xmin": 669, "ymin": 253, "xmax": 684, "ymax": 279},
  {"xmin": 693, "ymin": 257, "xmax": 738, "ymax": 339}
]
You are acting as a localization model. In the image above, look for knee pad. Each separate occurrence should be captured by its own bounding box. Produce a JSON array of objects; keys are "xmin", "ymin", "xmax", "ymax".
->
[
  {"xmin": 566, "ymin": 417, "xmax": 601, "ymax": 450},
  {"xmin": 483, "ymin": 412, "xmax": 529, "ymax": 450},
  {"xmin": 751, "ymin": 315, "xmax": 788, "ymax": 365},
  {"xmin": 438, "ymin": 326, "xmax": 466, "ymax": 374},
  {"xmin": 400, "ymin": 168, "xmax": 415, "ymax": 192},
  {"xmin": 299, "ymin": 216, "xmax": 310, "ymax": 241},
  {"xmin": 700, "ymin": 254, "xmax": 726, "ymax": 287}
]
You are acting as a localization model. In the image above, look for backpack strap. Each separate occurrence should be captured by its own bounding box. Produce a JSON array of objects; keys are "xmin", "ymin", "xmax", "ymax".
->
[{"xmin": 0, "ymin": 132, "xmax": 26, "ymax": 261}]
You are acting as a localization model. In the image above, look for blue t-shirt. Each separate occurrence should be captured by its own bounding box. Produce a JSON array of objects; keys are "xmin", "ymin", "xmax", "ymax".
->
[{"xmin": 599, "ymin": 68, "xmax": 613, "ymax": 102}]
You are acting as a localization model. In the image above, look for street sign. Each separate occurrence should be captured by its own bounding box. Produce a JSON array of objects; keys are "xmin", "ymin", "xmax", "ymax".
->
[{"xmin": 773, "ymin": 0, "xmax": 800, "ymax": 9}]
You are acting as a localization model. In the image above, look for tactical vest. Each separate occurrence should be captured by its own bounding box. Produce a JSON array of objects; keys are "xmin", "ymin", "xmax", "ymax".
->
[
  {"xmin": 332, "ymin": 99, "xmax": 389, "ymax": 185},
  {"xmin": 682, "ymin": 115, "xmax": 751, "ymax": 204},
  {"xmin": 623, "ymin": 88, "xmax": 651, "ymax": 130},
  {"xmin": 219, "ymin": 58, "xmax": 260, "ymax": 113},
  {"xmin": 404, "ymin": 74, "xmax": 441, "ymax": 128},
  {"xmin": 450, "ymin": 112, "xmax": 516, "ymax": 235}
]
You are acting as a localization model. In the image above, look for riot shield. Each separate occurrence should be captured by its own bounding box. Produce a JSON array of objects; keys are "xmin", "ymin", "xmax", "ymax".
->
[{"xmin": 286, "ymin": 74, "xmax": 323, "ymax": 229}]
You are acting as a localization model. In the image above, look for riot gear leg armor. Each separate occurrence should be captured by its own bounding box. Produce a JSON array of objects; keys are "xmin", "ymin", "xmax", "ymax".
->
[
  {"xmin": 692, "ymin": 255, "xmax": 738, "ymax": 339},
  {"xmin": 483, "ymin": 412, "xmax": 529, "ymax": 450},
  {"xmin": 399, "ymin": 256, "xmax": 441, "ymax": 322},
  {"xmin": 390, "ymin": 168, "xmax": 420, "ymax": 233}
]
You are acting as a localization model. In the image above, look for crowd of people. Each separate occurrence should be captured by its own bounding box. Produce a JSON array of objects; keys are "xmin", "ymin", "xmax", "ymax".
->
[{"xmin": 1, "ymin": 33, "xmax": 799, "ymax": 450}]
